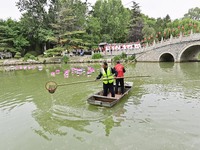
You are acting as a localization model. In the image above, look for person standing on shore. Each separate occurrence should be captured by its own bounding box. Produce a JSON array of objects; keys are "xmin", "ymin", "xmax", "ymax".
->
[{"xmin": 114, "ymin": 61, "xmax": 126, "ymax": 94}]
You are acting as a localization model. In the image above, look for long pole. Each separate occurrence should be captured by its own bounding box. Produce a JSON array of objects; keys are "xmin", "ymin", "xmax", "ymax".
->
[
  {"xmin": 57, "ymin": 75, "xmax": 150, "ymax": 87},
  {"xmin": 46, "ymin": 75, "xmax": 150, "ymax": 93}
]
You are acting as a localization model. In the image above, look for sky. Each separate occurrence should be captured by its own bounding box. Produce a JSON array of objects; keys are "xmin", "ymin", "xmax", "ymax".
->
[{"xmin": 0, "ymin": 0, "xmax": 199, "ymax": 20}]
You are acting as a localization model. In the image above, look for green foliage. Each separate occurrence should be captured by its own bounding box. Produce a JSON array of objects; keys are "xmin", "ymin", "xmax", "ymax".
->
[
  {"xmin": 48, "ymin": 0, "xmax": 88, "ymax": 50},
  {"xmin": 45, "ymin": 47, "xmax": 65, "ymax": 57},
  {"xmin": 128, "ymin": 55, "xmax": 135, "ymax": 61},
  {"xmin": 142, "ymin": 25, "xmax": 156, "ymax": 39},
  {"xmin": 91, "ymin": 0, "xmax": 131, "ymax": 43},
  {"xmin": 28, "ymin": 51, "xmax": 39, "ymax": 57},
  {"xmin": 113, "ymin": 52, "xmax": 128, "ymax": 62},
  {"xmin": 23, "ymin": 53, "xmax": 38, "ymax": 61},
  {"xmin": 0, "ymin": 1, "xmax": 199, "ymax": 58},
  {"xmin": 14, "ymin": 52, "xmax": 21, "ymax": 59},
  {"xmin": 0, "ymin": 18, "xmax": 30, "ymax": 55},
  {"xmin": 62, "ymin": 55, "xmax": 69, "ymax": 63},
  {"xmin": 113, "ymin": 55, "xmax": 121, "ymax": 62},
  {"xmin": 92, "ymin": 53, "xmax": 103, "ymax": 59},
  {"xmin": 184, "ymin": 7, "xmax": 200, "ymax": 20},
  {"xmin": 128, "ymin": 1, "xmax": 144, "ymax": 42},
  {"xmin": 121, "ymin": 52, "xmax": 127, "ymax": 59}
]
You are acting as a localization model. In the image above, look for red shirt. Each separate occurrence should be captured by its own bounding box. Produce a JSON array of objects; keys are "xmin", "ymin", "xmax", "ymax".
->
[{"xmin": 115, "ymin": 64, "xmax": 125, "ymax": 77}]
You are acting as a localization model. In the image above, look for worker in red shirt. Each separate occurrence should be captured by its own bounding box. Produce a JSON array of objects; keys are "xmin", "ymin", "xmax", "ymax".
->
[{"xmin": 114, "ymin": 61, "xmax": 126, "ymax": 94}]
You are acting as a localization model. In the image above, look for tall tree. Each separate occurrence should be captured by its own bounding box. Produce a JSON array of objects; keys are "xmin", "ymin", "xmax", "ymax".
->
[
  {"xmin": 91, "ymin": 0, "xmax": 130, "ymax": 43},
  {"xmin": 16, "ymin": 0, "xmax": 57, "ymax": 54},
  {"xmin": 0, "ymin": 19, "xmax": 29, "ymax": 55},
  {"xmin": 45, "ymin": 0, "xmax": 89, "ymax": 56},
  {"xmin": 184, "ymin": 7, "xmax": 200, "ymax": 20},
  {"xmin": 128, "ymin": 1, "xmax": 144, "ymax": 42}
]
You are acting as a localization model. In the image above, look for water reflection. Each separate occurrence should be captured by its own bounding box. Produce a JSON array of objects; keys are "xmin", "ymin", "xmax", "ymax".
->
[
  {"xmin": 32, "ymin": 106, "xmax": 92, "ymax": 141},
  {"xmin": 28, "ymin": 64, "xmax": 120, "ymax": 140},
  {"xmin": 159, "ymin": 62, "xmax": 175, "ymax": 73},
  {"xmin": 1, "ymin": 63, "xmax": 200, "ymax": 149},
  {"xmin": 180, "ymin": 62, "xmax": 200, "ymax": 79},
  {"xmin": 101, "ymin": 98, "xmax": 128, "ymax": 136}
]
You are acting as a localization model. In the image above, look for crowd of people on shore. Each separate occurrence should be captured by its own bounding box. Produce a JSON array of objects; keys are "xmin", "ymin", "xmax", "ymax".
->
[{"xmin": 98, "ymin": 42, "xmax": 141, "ymax": 52}]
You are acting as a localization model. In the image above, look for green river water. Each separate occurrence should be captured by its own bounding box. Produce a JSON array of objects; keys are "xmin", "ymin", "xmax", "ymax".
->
[{"xmin": 0, "ymin": 62, "xmax": 200, "ymax": 150}]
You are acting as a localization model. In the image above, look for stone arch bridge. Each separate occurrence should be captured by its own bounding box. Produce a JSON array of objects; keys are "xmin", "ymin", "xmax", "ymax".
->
[{"xmin": 105, "ymin": 33, "xmax": 200, "ymax": 62}]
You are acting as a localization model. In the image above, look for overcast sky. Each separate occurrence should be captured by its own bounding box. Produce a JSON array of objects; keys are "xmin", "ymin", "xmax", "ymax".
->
[{"xmin": 0, "ymin": 0, "xmax": 199, "ymax": 20}]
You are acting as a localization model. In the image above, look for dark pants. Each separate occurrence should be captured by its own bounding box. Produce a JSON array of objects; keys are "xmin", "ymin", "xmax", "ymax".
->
[
  {"xmin": 103, "ymin": 83, "xmax": 115, "ymax": 97},
  {"xmin": 115, "ymin": 78, "xmax": 124, "ymax": 94}
]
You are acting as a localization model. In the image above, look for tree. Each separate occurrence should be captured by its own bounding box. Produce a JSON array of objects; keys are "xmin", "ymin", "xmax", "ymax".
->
[
  {"xmin": 91, "ymin": 0, "xmax": 130, "ymax": 43},
  {"xmin": 44, "ymin": 0, "xmax": 89, "ymax": 56},
  {"xmin": 184, "ymin": 7, "xmax": 200, "ymax": 20},
  {"xmin": 142, "ymin": 25, "xmax": 156, "ymax": 41},
  {"xmin": 16, "ymin": 0, "xmax": 54, "ymax": 54},
  {"xmin": 16, "ymin": 0, "xmax": 89, "ymax": 56},
  {"xmin": 85, "ymin": 16, "xmax": 101, "ymax": 48},
  {"xmin": 0, "ymin": 19, "xmax": 29, "ymax": 54},
  {"xmin": 0, "ymin": 20, "xmax": 15, "ymax": 53},
  {"xmin": 128, "ymin": 1, "xmax": 144, "ymax": 42},
  {"xmin": 142, "ymin": 14, "xmax": 156, "ymax": 28}
]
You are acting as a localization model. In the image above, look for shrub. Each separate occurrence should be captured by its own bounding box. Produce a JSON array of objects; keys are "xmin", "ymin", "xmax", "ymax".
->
[
  {"xmin": 127, "ymin": 54, "xmax": 135, "ymax": 61},
  {"xmin": 28, "ymin": 51, "xmax": 39, "ymax": 56},
  {"xmin": 112, "ymin": 52, "xmax": 128, "ymax": 63},
  {"xmin": 120, "ymin": 52, "xmax": 127, "ymax": 59},
  {"xmin": 112, "ymin": 55, "xmax": 121, "ymax": 62},
  {"xmin": 44, "ymin": 53, "xmax": 53, "ymax": 58},
  {"xmin": 62, "ymin": 55, "xmax": 69, "ymax": 63},
  {"xmin": 14, "ymin": 52, "xmax": 21, "ymax": 59},
  {"xmin": 23, "ymin": 53, "xmax": 38, "ymax": 61},
  {"xmin": 92, "ymin": 53, "xmax": 102, "ymax": 59},
  {"xmin": 44, "ymin": 47, "xmax": 65, "ymax": 57}
]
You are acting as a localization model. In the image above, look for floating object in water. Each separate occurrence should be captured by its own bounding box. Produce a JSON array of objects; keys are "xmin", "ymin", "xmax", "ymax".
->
[
  {"xmin": 87, "ymin": 82, "xmax": 133, "ymax": 107},
  {"xmin": 76, "ymin": 68, "xmax": 83, "ymax": 76},
  {"xmin": 15, "ymin": 66, "xmax": 19, "ymax": 70},
  {"xmin": 28, "ymin": 66, "xmax": 32, "ymax": 70},
  {"xmin": 23, "ymin": 66, "xmax": 27, "ymax": 70},
  {"xmin": 88, "ymin": 66, "xmax": 95, "ymax": 73},
  {"xmin": 10, "ymin": 66, "xmax": 15, "ymax": 71},
  {"xmin": 38, "ymin": 66, "xmax": 43, "ymax": 71},
  {"xmin": 55, "ymin": 69, "xmax": 60, "ymax": 74},
  {"xmin": 51, "ymin": 72, "xmax": 56, "ymax": 77},
  {"xmin": 87, "ymin": 71, "xmax": 92, "ymax": 77},
  {"xmin": 64, "ymin": 70, "xmax": 69, "ymax": 78},
  {"xmin": 31, "ymin": 66, "xmax": 36, "ymax": 70},
  {"xmin": 64, "ymin": 74, "xmax": 69, "ymax": 78}
]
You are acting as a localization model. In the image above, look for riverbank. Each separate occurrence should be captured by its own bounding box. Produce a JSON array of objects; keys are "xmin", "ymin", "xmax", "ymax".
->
[{"xmin": 0, "ymin": 56, "xmax": 112, "ymax": 66}]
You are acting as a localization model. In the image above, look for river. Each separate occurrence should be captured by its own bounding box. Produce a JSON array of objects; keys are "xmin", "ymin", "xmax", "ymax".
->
[{"xmin": 0, "ymin": 62, "xmax": 200, "ymax": 150}]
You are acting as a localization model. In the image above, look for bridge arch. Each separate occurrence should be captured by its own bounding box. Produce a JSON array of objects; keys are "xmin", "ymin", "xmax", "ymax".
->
[
  {"xmin": 159, "ymin": 53, "xmax": 175, "ymax": 62},
  {"xmin": 179, "ymin": 43, "xmax": 200, "ymax": 62}
]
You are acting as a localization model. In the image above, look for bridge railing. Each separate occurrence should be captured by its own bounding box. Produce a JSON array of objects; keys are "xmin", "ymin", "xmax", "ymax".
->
[{"xmin": 97, "ymin": 33, "xmax": 200, "ymax": 56}]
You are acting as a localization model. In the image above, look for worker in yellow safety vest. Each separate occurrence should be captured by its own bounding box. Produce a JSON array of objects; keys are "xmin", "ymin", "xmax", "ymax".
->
[{"xmin": 96, "ymin": 62, "xmax": 117, "ymax": 97}]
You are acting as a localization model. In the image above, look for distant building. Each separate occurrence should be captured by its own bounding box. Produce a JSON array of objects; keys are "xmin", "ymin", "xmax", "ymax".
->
[{"xmin": 98, "ymin": 42, "xmax": 141, "ymax": 52}]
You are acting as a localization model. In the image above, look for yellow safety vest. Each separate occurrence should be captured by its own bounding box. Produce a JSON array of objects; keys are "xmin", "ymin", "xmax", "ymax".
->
[{"xmin": 101, "ymin": 67, "xmax": 114, "ymax": 84}]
